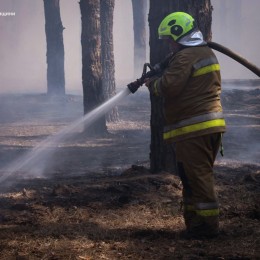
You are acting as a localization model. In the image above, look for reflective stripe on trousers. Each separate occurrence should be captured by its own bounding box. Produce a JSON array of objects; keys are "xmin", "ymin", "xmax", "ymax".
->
[{"xmin": 184, "ymin": 202, "xmax": 219, "ymax": 217}]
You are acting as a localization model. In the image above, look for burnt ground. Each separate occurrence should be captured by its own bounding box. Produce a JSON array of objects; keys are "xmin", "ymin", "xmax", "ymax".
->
[{"xmin": 0, "ymin": 85, "xmax": 259, "ymax": 259}]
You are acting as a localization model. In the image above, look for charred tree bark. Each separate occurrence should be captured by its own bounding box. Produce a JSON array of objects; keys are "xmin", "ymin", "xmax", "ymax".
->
[
  {"xmin": 149, "ymin": 0, "xmax": 212, "ymax": 173},
  {"xmin": 43, "ymin": 0, "xmax": 65, "ymax": 96},
  {"xmin": 80, "ymin": 0, "xmax": 107, "ymax": 134},
  {"xmin": 100, "ymin": 0, "xmax": 119, "ymax": 122},
  {"xmin": 131, "ymin": 0, "xmax": 147, "ymax": 78}
]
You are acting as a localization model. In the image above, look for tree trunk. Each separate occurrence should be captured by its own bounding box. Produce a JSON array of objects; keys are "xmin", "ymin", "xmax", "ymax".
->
[
  {"xmin": 80, "ymin": 0, "xmax": 107, "ymax": 135},
  {"xmin": 100, "ymin": 0, "xmax": 119, "ymax": 122},
  {"xmin": 149, "ymin": 0, "xmax": 212, "ymax": 173},
  {"xmin": 131, "ymin": 0, "xmax": 147, "ymax": 78},
  {"xmin": 43, "ymin": 0, "xmax": 65, "ymax": 96}
]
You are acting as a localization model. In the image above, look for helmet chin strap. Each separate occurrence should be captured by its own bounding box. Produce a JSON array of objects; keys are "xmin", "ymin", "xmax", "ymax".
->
[{"xmin": 208, "ymin": 41, "xmax": 260, "ymax": 77}]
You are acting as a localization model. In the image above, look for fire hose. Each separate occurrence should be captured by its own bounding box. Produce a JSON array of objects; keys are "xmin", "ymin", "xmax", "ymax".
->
[{"xmin": 127, "ymin": 41, "xmax": 260, "ymax": 93}]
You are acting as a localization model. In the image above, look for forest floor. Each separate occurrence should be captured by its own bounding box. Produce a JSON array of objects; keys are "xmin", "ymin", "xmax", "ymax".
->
[{"xmin": 0, "ymin": 84, "xmax": 259, "ymax": 259}]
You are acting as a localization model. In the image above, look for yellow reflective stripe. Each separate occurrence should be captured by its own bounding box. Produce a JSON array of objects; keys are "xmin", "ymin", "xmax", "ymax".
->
[
  {"xmin": 153, "ymin": 80, "xmax": 159, "ymax": 96},
  {"xmin": 196, "ymin": 208, "xmax": 219, "ymax": 217},
  {"xmin": 163, "ymin": 119, "xmax": 225, "ymax": 140},
  {"xmin": 192, "ymin": 64, "xmax": 220, "ymax": 77}
]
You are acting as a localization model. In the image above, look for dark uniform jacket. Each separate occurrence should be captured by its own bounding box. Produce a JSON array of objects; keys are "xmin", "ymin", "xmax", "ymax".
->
[{"xmin": 149, "ymin": 45, "xmax": 226, "ymax": 142}]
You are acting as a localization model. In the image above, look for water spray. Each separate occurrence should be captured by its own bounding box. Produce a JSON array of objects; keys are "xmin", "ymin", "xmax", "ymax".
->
[
  {"xmin": 1, "ymin": 41, "xmax": 258, "ymax": 185},
  {"xmin": 0, "ymin": 88, "xmax": 131, "ymax": 184}
]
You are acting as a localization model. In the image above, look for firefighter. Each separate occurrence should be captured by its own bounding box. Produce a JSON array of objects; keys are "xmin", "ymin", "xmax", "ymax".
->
[{"xmin": 145, "ymin": 12, "xmax": 226, "ymax": 238}]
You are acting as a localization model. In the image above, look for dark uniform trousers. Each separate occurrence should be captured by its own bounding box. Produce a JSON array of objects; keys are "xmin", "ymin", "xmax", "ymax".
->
[{"xmin": 174, "ymin": 133, "xmax": 221, "ymax": 237}]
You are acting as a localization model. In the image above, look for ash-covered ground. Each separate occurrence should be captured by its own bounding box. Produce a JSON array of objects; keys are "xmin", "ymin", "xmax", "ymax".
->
[{"xmin": 0, "ymin": 84, "xmax": 259, "ymax": 259}]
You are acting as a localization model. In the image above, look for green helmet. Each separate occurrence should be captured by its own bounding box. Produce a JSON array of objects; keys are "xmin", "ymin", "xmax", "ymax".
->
[{"xmin": 158, "ymin": 12, "xmax": 195, "ymax": 42}]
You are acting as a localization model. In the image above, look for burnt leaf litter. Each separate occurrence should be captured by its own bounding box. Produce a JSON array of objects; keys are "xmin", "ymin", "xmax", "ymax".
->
[{"xmin": 0, "ymin": 87, "xmax": 259, "ymax": 259}]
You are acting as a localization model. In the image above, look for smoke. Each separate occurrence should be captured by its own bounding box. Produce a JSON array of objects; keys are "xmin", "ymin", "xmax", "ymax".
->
[
  {"xmin": 218, "ymin": 87, "xmax": 260, "ymax": 164},
  {"xmin": 0, "ymin": 0, "xmax": 259, "ymax": 95},
  {"xmin": 218, "ymin": 123, "xmax": 260, "ymax": 164},
  {"xmin": 0, "ymin": 0, "xmax": 136, "ymax": 94},
  {"xmin": 0, "ymin": 88, "xmax": 131, "ymax": 185},
  {"xmin": 211, "ymin": 0, "xmax": 260, "ymax": 80},
  {"xmin": 0, "ymin": 1, "xmax": 259, "ymax": 187},
  {"xmin": 0, "ymin": 0, "xmax": 46, "ymax": 93}
]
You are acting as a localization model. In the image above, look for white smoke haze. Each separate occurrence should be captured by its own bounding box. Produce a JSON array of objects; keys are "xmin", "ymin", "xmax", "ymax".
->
[
  {"xmin": 0, "ymin": 88, "xmax": 131, "ymax": 185},
  {"xmin": 0, "ymin": 0, "xmax": 135, "ymax": 94},
  {"xmin": 0, "ymin": 1, "xmax": 259, "ymax": 186},
  {"xmin": 211, "ymin": 0, "xmax": 260, "ymax": 80},
  {"xmin": 0, "ymin": 1, "xmax": 46, "ymax": 93},
  {"xmin": 0, "ymin": 0, "xmax": 259, "ymax": 95}
]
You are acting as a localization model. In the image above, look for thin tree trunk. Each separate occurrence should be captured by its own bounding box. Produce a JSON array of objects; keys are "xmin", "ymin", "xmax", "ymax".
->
[
  {"xmin": 149, "ymin": 0, "xmax": 212, "ymax": 173},
  {"xmin": 80, "ymin": 0, "xmax": 107, "ymax": 135},
  {"xmin": 43, "ymin": 0, "xmax": 65, "ymax": 96},
  {"xmin": 131, "ymin": 0, "xmax": 147, "ymax": 78},
  {"xmin": 100, "ymin": 0, "xmax": 119, "ymax": 122}
]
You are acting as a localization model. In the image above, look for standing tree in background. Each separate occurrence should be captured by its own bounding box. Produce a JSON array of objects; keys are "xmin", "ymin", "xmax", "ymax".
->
[
  {"xmin": 100, "ymin": 0, "xmax": 119, "ymax": 122},
  {"xmin": 148, "ymin": 0, "xmax": 212, "ymax": 173},
  {"xmin": 131, "ymin": 0, "xmax": 147, "ymax": 78},
  {"xmin": 80, "ymin": 0, "xmax": 107, "ymax": 134},
  {"xmin": 43, "ymin": 0, "xmax": 65, "ymax": 96}
]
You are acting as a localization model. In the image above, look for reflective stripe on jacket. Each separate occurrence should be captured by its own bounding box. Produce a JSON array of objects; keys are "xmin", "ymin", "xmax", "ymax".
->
[
  {"xmin": 163, "ymin": 112, "xmax": 225, "ymax": 141},
  {"xmin": 192, "ymin": 56, "xmax": 220, "ymax": 77}
]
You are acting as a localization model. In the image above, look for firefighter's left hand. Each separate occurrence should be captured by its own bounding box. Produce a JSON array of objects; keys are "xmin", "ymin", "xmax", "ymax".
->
[{"xmin": 144, "ymin": 76, "xmax": 158, "ymax": 88}]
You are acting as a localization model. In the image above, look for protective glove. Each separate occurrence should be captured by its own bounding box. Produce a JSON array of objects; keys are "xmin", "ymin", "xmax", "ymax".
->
[
  {"xmin": 144, "ymin": 76, "xmax": 159, "ymax": 88},
  {"xmin": 144, "ymin": 76, "xmax": 160, "ymax": 96}
]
